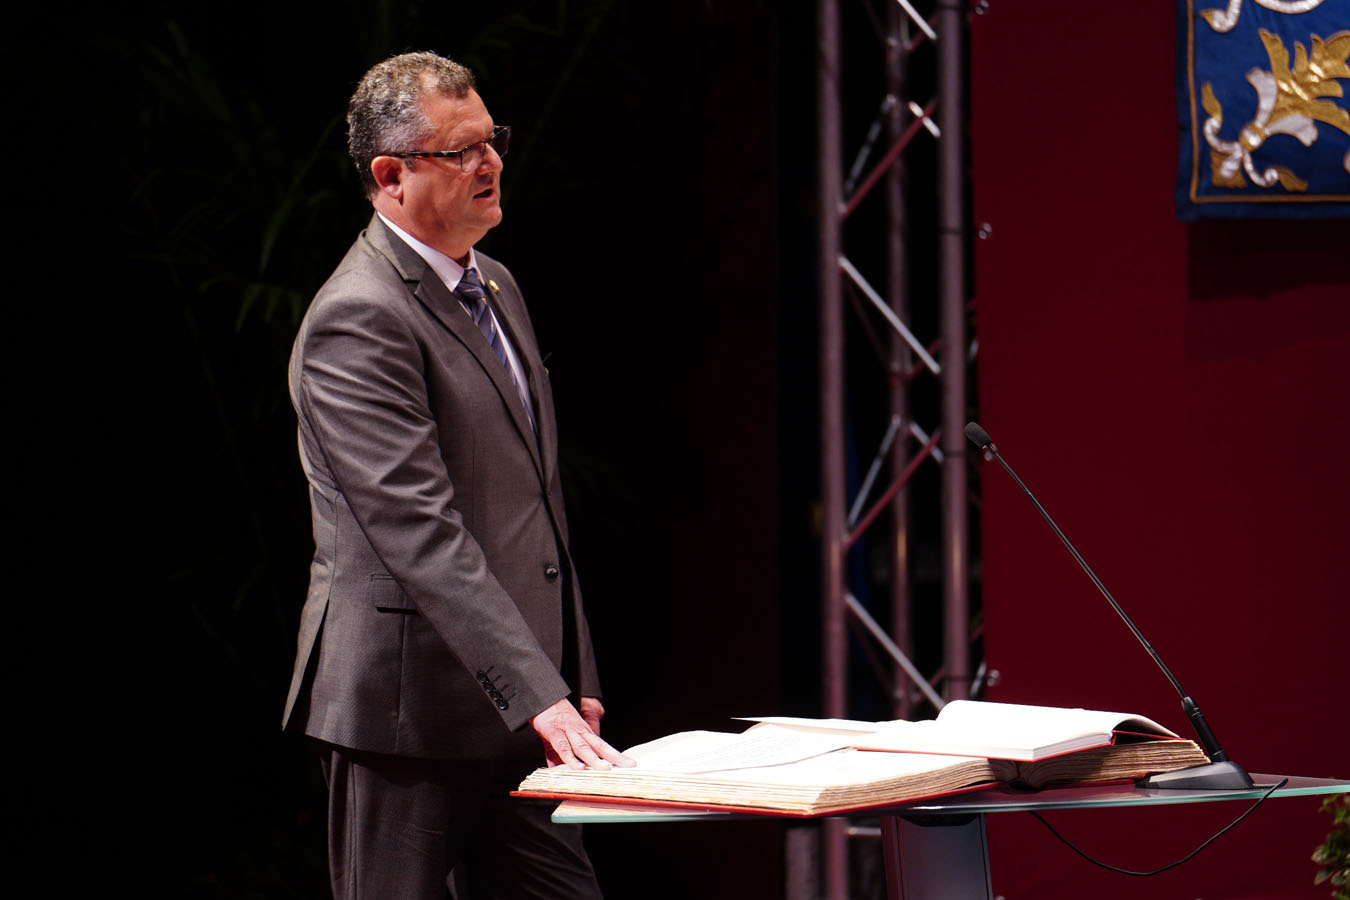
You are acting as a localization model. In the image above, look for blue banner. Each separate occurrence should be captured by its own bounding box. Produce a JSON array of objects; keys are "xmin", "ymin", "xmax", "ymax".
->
[{"xmin": 1177, "ymin": 0, "xmax": 1350, "ymax": 219}]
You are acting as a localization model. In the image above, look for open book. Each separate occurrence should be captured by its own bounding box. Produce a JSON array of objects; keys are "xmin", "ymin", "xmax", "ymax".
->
[{"xmin": 514, "ymin": 702, "xmax": 1209, "ymax": 817}]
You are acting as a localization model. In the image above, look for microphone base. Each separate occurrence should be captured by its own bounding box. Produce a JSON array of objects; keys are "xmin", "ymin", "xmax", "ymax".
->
[{"xmin": 1137, "ymin": 760, "xmax": 1255, "ymax": 791}]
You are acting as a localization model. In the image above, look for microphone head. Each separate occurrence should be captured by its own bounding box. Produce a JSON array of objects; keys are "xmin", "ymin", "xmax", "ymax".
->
[{"xmin": 965, "ymin": 421, "xmax": 993, "ymax": 451}]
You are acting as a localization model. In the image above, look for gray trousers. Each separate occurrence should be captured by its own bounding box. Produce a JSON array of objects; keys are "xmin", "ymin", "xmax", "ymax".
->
[{"xmin": 318, "ymin": 742, "xmax": 604, "ymax": 900}]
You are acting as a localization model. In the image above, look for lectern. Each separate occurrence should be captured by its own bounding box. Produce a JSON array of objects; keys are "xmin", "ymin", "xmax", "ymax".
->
[{"xmin": 554, "ymin": 774, "xmax": 1350, "ymax": 899}]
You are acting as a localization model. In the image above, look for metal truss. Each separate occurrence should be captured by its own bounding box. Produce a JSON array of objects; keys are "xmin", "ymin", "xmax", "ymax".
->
[{"xmin": 815, "ymin": 1, "xmax": 978, "ymax": 896}]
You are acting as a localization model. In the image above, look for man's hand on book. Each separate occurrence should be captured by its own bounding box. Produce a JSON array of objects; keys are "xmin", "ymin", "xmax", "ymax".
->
[{"xmin": 532, "ymin": 698, "xmax": 636, "ymax": 770}]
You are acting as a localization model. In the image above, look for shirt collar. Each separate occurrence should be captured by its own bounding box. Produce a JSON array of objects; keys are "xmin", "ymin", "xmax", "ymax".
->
[{"xmin": 376, "ymin": 212, "xmax": 479, "ymax": 291}]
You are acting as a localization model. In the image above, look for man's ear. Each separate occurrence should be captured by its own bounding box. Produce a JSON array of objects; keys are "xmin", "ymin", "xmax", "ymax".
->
[{"xmin": 370, "ymin": 156, "xmax": 405, "ymax": 200}]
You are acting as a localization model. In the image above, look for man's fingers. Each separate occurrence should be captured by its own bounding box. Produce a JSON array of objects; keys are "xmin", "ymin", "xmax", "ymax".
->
[
  {"xmin": 532, "ymin": 698, "xmax": 634, "ymax": 769},
  {"xmin": 537, "ymin": 720, "xmax": 583, "ymax": 769},
  {"xmin": 583, "ymin": 731, "xmax": 636, "ymax": 768},
  {"xmin": 538, "ymin": 718, "xmax": 593, "ymax": 769},
  {"xmin": 566, "ymin": 730, "xmax": 611, "ymax": 770},
  {"xmin": 553, "ymin": 740, "xmax": 585, "ymax": 770},
  {"xmin": 553, "ymin": 726, "xmax": 620, "ymax": 770}
]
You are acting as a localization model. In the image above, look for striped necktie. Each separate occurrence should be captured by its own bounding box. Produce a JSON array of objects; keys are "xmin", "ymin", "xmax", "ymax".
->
[{"xmin": 455, "ymin": 268, "xmax": 535, "ymax": 432}]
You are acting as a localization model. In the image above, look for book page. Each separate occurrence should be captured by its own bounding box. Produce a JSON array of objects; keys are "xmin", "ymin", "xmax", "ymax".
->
[
  {"xmin": 631, "ymin": 724, "xmax": 859, "ymax": 774},
  {"xmin": 715, "ymin": 748, "xmax": 984, "ymax": 787},
  {"xmin": 856, "ymin": 701, "xmax": 1178, "ymax": 761},
  {"xmin": 934, "ymin": 700, "xmax": 1177, "ymax": 740}
]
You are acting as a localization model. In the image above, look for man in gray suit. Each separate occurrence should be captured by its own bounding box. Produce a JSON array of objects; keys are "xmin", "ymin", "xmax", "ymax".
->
[{"xmin": 284, "ymin": 52, "xmax": 632, "ymax": 899}]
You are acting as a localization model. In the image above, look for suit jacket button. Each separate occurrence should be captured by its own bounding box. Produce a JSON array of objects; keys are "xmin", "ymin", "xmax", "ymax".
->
[
  {"xmin": 495, "ymin": 699, "xmax": 509, "ymax": 710},
  {"xmin": 544, "ymin": 564, "xmax": 560, "ymax": 580},
  {"xmin": 476, "ymin": 671, "xmax": 491, "ymax": 684}
]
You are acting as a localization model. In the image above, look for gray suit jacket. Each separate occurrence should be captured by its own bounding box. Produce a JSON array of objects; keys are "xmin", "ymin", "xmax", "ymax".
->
[{"xmin": 283, "ymin": 215, "xmax": 600, "ymax": 760}]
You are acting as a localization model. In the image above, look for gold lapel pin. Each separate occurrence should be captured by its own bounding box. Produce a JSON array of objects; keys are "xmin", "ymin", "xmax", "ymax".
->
[{"xmin": 488, "ymin": 279, "xmax": 501, "ymax": 293}]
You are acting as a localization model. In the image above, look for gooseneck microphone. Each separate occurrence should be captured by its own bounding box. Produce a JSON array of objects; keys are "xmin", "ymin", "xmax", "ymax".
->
[{"xmin": 965, "ymin": 421, "xmax": 1254, "ymax": 790}]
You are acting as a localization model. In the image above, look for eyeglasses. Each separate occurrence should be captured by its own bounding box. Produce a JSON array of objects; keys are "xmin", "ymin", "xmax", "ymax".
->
[{"xmin": 391, "ymin": 126, "xmax": 511, "ymax": 173}]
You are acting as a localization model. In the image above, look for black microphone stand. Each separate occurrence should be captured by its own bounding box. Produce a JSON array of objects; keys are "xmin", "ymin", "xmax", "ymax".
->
[{"xmin": 966, "ymin": 422, "xmax": 1253, "ymax": 790}]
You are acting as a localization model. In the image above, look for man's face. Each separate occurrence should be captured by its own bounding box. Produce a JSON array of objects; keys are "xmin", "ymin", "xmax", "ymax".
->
[{"xmin": 386, "ymin": 88, "xmax": 504, "ymax": 260}]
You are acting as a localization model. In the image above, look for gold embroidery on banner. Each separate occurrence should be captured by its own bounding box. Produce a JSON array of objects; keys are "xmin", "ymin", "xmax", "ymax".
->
[{"xmin": 1200, "ymin": 29, "xmax": 1350, "ymax": 192}]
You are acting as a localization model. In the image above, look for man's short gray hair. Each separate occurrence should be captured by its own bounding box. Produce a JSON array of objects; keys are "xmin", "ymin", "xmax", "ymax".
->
[{"xmin": 347, "ymin": 52, "xmax": 477, "ymax": 197}]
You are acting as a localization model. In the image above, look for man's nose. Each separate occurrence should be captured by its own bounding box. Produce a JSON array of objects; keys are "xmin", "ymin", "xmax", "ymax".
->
[{"xmin": 478, "ymin": 143, "xmax": 504, "ymax": 173}]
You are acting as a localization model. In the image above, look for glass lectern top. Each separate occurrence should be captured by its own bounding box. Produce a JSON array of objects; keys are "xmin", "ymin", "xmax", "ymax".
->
[{"xmin": 550, "ymin": 774, "xmax": 1350, "ymax": 824}]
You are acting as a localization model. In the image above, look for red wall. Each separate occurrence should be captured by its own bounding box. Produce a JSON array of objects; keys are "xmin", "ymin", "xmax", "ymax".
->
[{"xmin": 971, "ymin": 3, "xmax": 1350, "ymax": 898}]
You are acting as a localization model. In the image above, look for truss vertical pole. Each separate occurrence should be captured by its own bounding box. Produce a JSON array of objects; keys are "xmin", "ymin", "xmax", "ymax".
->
[
  {"xmin": 938, "ymin": 0, "xmax": 970, "ymax": 701},
  {"xmin": 886, "ymin": 2, "xmax": 914, "ymax": 721},
  {"xmin": 817, "ymin": 0, "xmax": 848, "ymax": 895}
]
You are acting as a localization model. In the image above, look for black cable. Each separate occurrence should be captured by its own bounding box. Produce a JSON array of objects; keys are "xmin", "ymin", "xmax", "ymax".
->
[{"xmin": 1027, "ymin": 778, "xmax": 1288, "ymax": 877}]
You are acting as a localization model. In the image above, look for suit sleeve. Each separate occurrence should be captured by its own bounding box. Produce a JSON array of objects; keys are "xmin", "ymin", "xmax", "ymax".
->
[{"xmin": 293, "ymin": 280, "xmax": 569, "ymax": 732}]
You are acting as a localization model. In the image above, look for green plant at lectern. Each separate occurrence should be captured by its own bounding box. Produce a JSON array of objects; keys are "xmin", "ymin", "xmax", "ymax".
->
[{"xmin": 1314, "ymin": 795, "xmax": 1350, "ymax": 899}]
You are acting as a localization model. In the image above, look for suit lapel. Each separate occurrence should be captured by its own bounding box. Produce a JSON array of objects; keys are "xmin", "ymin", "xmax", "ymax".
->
[
  {"xmin": 480, "ymin": 271, "xmax": 558, "ymax": 489},
  {"xmin": 367, "ymin": 217, "xmax": 546, "ymax": 482}
]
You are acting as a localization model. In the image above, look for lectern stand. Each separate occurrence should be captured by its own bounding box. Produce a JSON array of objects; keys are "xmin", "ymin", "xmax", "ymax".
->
[
  {"xmin": 554, "ymin": 774, "xmax": 1350, "ymax": 900},
  {"xmin": 881, "ymin": 812, "xmax": 992, "ymax": 899}
]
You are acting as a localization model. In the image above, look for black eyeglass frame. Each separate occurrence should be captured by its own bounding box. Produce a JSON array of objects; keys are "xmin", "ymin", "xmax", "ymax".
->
[{"xmin": 390, "ymin": 126, "xmax": 511, "ymax": 172}]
